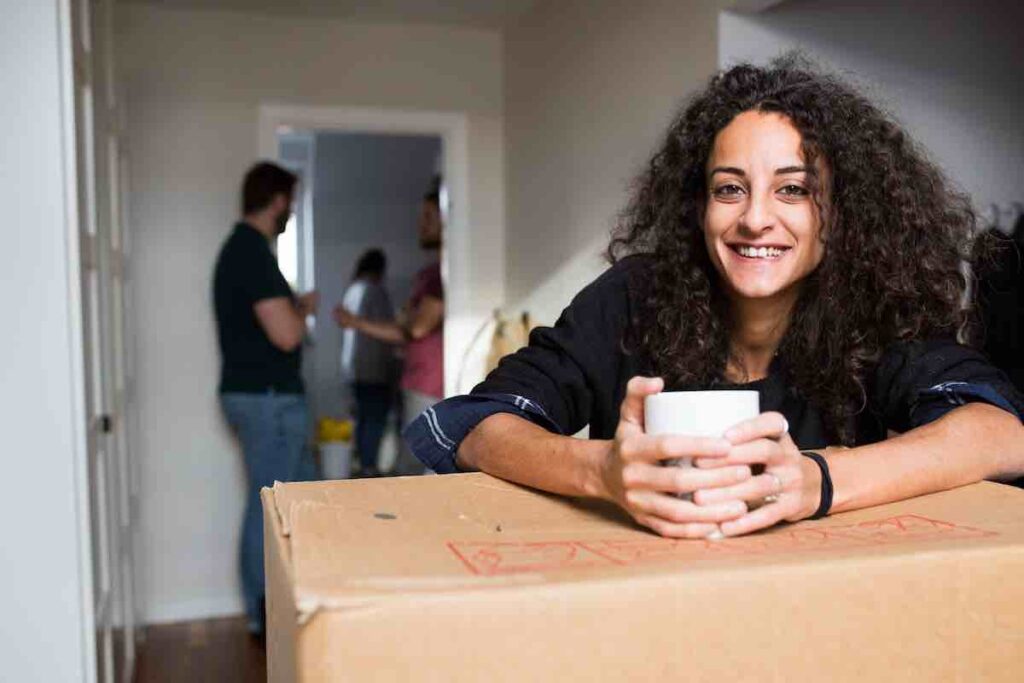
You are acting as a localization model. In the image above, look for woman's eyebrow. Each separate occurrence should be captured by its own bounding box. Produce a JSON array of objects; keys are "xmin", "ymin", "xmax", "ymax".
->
[
  {"xmin": 708, "ymin": 165, "xmax": 816, "ymax": 177},
  {"xmin": 776, "ymin": 164, "xmax": 816, "ymax": 175}
]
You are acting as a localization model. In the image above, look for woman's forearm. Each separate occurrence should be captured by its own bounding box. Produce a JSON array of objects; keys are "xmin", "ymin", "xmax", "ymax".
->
[
  {"xmin": 355, "ymin": 317, "xmax": 405, "ymax": 345},
  {"xmin": 826, "ymin": 403, "xmax": 1024, "ymax": 514},
  {"xmin": 457, "ymin": 403, "xmax": 1023, "ymax": 523},
  {"xmin": 457, "ymin": 413, "xmax": 612, "ymax": 500}
]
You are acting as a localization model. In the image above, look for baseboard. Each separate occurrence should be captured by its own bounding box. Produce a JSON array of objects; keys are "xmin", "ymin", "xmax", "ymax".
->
[{"xmin": 144, "ymin": 595, "xmax": 244, "ymax": 625}]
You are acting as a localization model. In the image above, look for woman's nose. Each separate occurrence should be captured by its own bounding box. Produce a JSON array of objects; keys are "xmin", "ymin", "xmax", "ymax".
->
[{"xmin": 739, "ymin": 191, "xmax": 776, "ymax": 233}]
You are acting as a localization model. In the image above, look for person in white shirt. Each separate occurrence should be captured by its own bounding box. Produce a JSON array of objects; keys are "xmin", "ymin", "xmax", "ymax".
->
[{"xmin": 338, "ymin": 249, "xmax": 397, "ymax": 476}]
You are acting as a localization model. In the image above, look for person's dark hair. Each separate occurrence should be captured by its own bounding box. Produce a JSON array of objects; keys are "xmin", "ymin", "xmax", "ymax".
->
[
  {"xmin": 242, "ymin": 162, "xmax": 298, "ymax": 215},
  {"xmin": 353, "ymin": 248, "xmax": 387, "ymax": 280},
  {"xmin": 608, "ymin": 54, "xmax": 975, "ymax": 444},
  {"xmin": 423, "ymin": 174, "xmax": 442, "ymax": 205}
]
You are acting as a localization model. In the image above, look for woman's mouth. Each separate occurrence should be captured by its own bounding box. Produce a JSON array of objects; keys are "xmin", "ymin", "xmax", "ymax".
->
[{"xmin": 729, "ymin": 244, "xmax": 790, "ymax": 260}]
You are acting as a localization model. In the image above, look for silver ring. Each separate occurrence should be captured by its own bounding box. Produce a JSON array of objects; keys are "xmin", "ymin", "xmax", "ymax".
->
[{"xmin": 762, "ymin": 472, "xmax": 783, "ymax": 504}]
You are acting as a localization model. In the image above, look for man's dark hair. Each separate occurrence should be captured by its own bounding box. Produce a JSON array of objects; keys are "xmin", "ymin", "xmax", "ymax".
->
[
  {"xmin": 423, "ymin": 174, "xmax": 442, "ymax": 205},
  {"xmin": 353, "ymin": 248, "xmax": 387, "ymax": 280},
  {"xmin": 242, "ymin": 162, "xmax": 298, "ymax": 214}
]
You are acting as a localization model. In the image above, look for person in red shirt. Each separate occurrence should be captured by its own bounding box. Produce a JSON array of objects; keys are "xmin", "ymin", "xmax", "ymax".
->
[{"xmin": 334, "ymin": 188, "xmax": 444, "ymax": 475}]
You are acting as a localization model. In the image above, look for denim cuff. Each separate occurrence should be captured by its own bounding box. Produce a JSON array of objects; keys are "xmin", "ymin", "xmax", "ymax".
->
[
  {"xmin": 911, "ymin": 381, "xmax": 1023, "ymax": 427},
  {"xmin": 402, "ymin": 393, "xmax": 562, "ymax": 474}
]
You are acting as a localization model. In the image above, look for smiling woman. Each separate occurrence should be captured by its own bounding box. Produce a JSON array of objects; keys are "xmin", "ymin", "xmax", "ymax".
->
[
  {"xmin": 404, "ymin": 55, "xmax": 1024, "ymax": 540},
  {"xmin": 702, "ymin": 111, "xmax": 826, "ymax": 341}
]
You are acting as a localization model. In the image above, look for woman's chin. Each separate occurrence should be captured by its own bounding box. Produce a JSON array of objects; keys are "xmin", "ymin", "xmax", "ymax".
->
[{"xmin": 724, "ymin": 278, "xmax": 794, "ymax": 303}]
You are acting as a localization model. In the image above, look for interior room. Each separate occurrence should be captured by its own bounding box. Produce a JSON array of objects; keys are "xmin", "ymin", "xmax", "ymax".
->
[{"xmin": 4, "ymin": 0, "xmax": 1023, "ymax": 681}]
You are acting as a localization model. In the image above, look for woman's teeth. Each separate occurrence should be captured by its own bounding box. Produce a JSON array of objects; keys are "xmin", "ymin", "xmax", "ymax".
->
[{"xmin": 736, "ymin": 245, "xmax": 785, "ymax": 259}]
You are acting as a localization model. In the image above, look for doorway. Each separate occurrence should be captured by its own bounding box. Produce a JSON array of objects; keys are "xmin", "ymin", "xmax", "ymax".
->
[
  {"xmin": 274, "ymin": 128, "xmax": 444, "ymax": 473},
  {"xmin": 258, "ymin": 104, "xmax": 475, "ymax": 397}
]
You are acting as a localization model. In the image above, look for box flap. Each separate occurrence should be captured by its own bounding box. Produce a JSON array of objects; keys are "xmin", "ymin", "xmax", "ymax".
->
[{"xmin": 272, "ymin": 474, "xmax": 1024, "ymax": 618}]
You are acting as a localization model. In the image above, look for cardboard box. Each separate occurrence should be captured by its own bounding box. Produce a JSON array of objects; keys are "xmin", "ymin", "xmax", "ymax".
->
[{"xmin": 262, "ymin": 473, "xmax": 1024, "ymax": 681}]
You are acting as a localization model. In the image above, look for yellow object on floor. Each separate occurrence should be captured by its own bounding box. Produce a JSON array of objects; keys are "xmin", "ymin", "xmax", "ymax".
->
[{"xmin": 316, "ymin": 417, "xmax": 352, "ymax": 444}]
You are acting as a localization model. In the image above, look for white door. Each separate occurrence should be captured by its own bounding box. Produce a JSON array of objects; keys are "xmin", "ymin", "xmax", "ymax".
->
[{"xmin": 70, "ymin": 0, "xmax": 138, "ymax": 681}]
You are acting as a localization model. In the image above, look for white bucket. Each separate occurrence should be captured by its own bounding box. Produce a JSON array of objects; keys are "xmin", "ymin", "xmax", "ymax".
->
[
  {"xmin": 377, "ymin": 424, "xmax": 400, "ymax": 474},
  {"xmin": 320, "ymin": 441, "xmax": 353, "ymax": 480}
]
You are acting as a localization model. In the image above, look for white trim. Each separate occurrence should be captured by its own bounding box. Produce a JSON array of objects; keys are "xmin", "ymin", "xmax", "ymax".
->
[
  {"xmin": 258, "ymin": 104, "xmax": 472, "ymax": 397},
  {"xmin": 59, "ymin": 0, "xmax": 98, "ymax": 680},
  {"xmin": 303, "ymin": 138, "xmax": 316, "ymax": 294}
]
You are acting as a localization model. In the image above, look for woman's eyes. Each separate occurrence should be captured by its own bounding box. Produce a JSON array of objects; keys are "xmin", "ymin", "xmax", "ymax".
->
[
  {"xmin": 778, "ymin": 184, "xmax": 809, "ymax": 197},
  {"xmin": 711, "ymin": 183, "xmax": 810, "ymax": 198},
  {"xmin": 712, "ymin": 184, "xmax": 744, "ymax": 197}
]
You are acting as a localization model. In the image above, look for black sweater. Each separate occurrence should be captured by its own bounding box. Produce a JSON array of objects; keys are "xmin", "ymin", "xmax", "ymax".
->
[{"xmin": 407, "ymin": 256, "xmax": 1023, "ymax": 474}]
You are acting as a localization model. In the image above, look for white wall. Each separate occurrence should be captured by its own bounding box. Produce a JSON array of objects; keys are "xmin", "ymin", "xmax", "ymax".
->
[
  {"xmin": 117, "ymin": 4, "xmax": 504, "ymax": 623},
  {"xmin": 503, "ymin": 0, "xmax": 728, "ymax": 324},
  {"xmin": 719, "ymin": 0, "xmax": 1024, "ymax": 211},
  {"xmin": 0, "ymin": 0, "xmax": 93, "ymax": 679},
  {"xmin": 503, "ymin": 0, "xmax": 1024, "ymax": 322},
  {"xmin": 307, "ymin": 132, "xmax": 441, "ymax": 417}
]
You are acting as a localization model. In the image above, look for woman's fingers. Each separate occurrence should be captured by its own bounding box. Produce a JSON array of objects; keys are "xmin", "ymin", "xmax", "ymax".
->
[
  {"xmin": 627, "ymin": 489, "xmax": 747, "ymax": 524},
  {"xmin": 616, "ymin": 376, "xmax": 664, "ymax": 439},
  {"xmin": 723, "ymin": 411, "xmax": 789, "ymax": 445},
  {"xmin": 719, "ymin": 496, "xmax": 798, "ymax": 537},
  {"xmin": 619, "ymin": 433, "xmax": 731, "ymax": 464},
  {"xmin": 622, "ymin": 461, "xmax": 752, "ymax": 494},
  {"xmin": 692, "ymin": 472, "xmax": 783, "ymax": 506},
  {"xmin": 633, "ymin": 514, "xmax": 721, "ymax": 540},
  {"xmin": 694, "ymin": 412, "xmax": 793, "ymax": 470},
  {"xmin": 694, "ymin": 437, "xmax": 783, "ymax": 469}
]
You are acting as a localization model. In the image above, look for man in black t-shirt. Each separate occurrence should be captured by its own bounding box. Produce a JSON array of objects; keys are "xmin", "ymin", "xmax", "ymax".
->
[{"xmin": 212, "ymin": 161, "xmax": 319, "ymax": 636}]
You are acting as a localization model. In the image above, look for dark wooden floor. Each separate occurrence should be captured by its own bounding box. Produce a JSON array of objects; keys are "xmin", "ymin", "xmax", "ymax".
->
[{"xmin": 134, "ymin": 616, "xmax": 266, "ymax": 683}]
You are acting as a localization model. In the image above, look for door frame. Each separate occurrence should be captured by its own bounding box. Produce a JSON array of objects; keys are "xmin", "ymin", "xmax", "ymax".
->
[{"xmin": 258, "ymin": 104, "xmax": 471, "ymax": 397}]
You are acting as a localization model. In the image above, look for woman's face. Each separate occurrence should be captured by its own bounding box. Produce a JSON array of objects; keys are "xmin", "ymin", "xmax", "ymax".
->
[{"xmin": 702, "ymin": 110, "xmax": 827, "ymax": 308}]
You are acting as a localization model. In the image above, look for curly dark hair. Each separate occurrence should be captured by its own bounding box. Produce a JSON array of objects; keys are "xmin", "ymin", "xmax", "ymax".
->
[{"xmin": 608, "ymin": 55, "xmax": 976, "ymax": 445}]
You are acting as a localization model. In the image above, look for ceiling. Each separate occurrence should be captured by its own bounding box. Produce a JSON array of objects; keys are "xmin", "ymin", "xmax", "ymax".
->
[{"xmin": 120, "ymin": 0, "xmax": 544, "ymax": 29}]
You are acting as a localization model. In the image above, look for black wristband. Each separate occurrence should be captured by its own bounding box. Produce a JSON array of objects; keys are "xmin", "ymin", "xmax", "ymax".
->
[{"xmin": 801, "ymin": 451, "xmax": 833, "ymax": 520}]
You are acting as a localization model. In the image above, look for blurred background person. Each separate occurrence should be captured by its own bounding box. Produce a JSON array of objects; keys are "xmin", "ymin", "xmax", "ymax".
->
[
  {"xmin": 213, "ymin": 161, "xmax": 319, "ymax": 637},
  {"xmin": 334, "ymin": 184, "xmax": 445, "ymax": 475},
  {"xmin": 975, "ymin": 209, "xmax": 1024, "ymax": 393},
  {"xmin": 338, "ymin": 248, "xmax": 397, "ymax": 477}
]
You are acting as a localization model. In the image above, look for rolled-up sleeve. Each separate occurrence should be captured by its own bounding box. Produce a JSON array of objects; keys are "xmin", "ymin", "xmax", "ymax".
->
[
  {"xmin": 403, "ymin": 257, "xmax": 640, "ymax": 474},
  {"xmin": 873, "ymin": 339, "xmax": 1024, "ymax": 432},
  {"xmin": 402, "ymin": 393, "xmax": 562, "ymax": 474}
]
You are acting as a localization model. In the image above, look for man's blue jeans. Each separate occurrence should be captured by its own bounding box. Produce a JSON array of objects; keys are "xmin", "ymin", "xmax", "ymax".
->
[{"xmin": 220, "ymin": 391, "xmax": 317, "ymax": 632}]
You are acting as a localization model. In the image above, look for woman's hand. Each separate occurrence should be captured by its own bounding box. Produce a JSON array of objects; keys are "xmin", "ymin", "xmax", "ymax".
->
[
  {"xmin": 332, "ymin": 305, "xmax": 358, "ymax": 329},
  {"xmin": 599, "ymin": 377, "xmax": 754, "ymax": 538},
  {"xmin": 692, "ymin": 412, "xmax": 821, "ymax": 536}
]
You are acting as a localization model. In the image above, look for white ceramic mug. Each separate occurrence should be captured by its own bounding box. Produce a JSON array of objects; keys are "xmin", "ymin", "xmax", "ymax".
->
[{"xmin": 644, "ymin": 390, "xmax": 760, "ymax": 500}]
